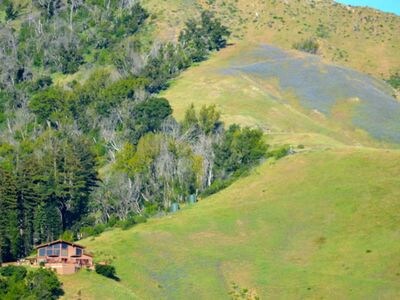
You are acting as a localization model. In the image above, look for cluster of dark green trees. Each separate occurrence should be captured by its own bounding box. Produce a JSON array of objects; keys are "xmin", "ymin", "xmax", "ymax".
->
[
  {"xmin": 0, "ymin": 133, "xmax": 97, "ymax": 260},
  {"xmin": 0, "ymin": 266, "xmax": 63, "ymax": 299},
  {"xmin": 0, "ymin": 1, "xmax": 279, "ymax": 264}
]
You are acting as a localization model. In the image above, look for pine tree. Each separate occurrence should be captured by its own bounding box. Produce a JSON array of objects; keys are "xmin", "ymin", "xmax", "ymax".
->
[{"xmin": 0, "ymin": 167, "xmax": 17, "ymax": 262}]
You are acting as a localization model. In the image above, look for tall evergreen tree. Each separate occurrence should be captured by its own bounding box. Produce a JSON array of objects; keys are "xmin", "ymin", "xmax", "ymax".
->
[{"xmin": 0, "ymin": 167, "xmax": 17, "ymax": 262}]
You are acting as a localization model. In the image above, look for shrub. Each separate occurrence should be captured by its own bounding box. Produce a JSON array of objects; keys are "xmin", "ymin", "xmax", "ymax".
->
[
  {"xmin": 386, "ymin": 73, "xmax": 400, "ymax": 89},
  {"xmin": 121, "ymin": 217, "xmax": 136, "ymax": 230},
  {"xmin": 5, "ymin": 2, "xmax": 18, "ymax": 20},
  {"xmin": 60, "ymin": 230, "xmax": 74, "ymax": 242},
  {"xmin": 29, "ymin": 87, "xmax": 69, "ymax": 124},
  {"xmin": 59, "ymin": 44, "xmax": 84, "ymax": 74},
  {"xmin": 316, "ymin": 24, "xmax": 330, "ymax": 38},
  {"xmin": 26, "ymin": 268, "xmax": 64, "ymax": 299},
  {"xmin": 201, "ymin": 177, "xmax": 235, "ymax": 197},
  {"xmin": 268, "ymin": 145, "xmax": 291, "ymax": 159},
  {"xmin": 133, "ymin": 215, "xmax": 147, "ymax": 224},
  {"xmin": 95, "ymin": 264, "xmax": 118, "ymax": 280},
  {"xmin": 93, "ymin": 224, "xmax": 107, "ymax": 235},
  {"xmin": 118, "ymin": 214, "xmax": 147, "ymax": 230},
  {"xmin": 107, "ymin": 216, "xmax": 118, "ymax": 227},
  {"xmin": 293, "ymin": 38, "xmax": 319, "ymax": 54},
  {"xmin": 79, "ymin": 226, "xmax": 96, "ymax": 238},
  {"xmin": 0, "ymin": 267, "xmax": 63, "ymax": 299},
  {"xmin": 80, "ymin": 223, "xmax": 106, "ymax": 238},
  {"xmin": 143, "ymin": 203, "xmax": 159, "ymax": 217},
  {"xmin": 0, "ymin": 266, "xmax": 27, "ymax": 281}
]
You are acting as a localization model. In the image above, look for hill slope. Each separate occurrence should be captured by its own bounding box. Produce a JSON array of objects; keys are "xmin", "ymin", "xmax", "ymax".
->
[
  {"xmin": 143, "ymin": 0, "xmax": 400, "ymax": 79},
  {"xmin": 163, "ymin": 42, "xmax": 400, "ymax": 147},
  {"xmin": 62, "ymin": 147, "xmax": 400, "ymax": 299},
  {"xmin": 56, "ymin": 1, "xmax": 400, "ymax": 299}
]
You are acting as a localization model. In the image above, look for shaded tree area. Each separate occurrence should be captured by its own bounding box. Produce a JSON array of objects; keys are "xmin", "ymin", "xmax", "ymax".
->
[
  {"xmin": 93, "ymin": 104, "xmax": 268, "ymax": 224},
  {"xmin": 0, "ymin": 132, "xmax": 97, "ymax": 261},
  {"xmin": 0, "ymin": 0, "xmax": 149, "ymax": 83},
  {"xmin": 0, "ymin": 266, "xmax": 63, "ymax": 299},
  {"xmin": 179, "ymin": 10, "xmax": 231, "ymax": 62}
]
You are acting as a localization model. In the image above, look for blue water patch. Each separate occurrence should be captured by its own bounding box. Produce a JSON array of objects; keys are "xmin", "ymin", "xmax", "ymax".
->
[{"xmin": 223, "ymin": 44, "xmax": 400, "ymax": 143}]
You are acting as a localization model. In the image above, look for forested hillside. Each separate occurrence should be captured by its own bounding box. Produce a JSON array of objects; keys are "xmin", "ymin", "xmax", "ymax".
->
[
  {"xmin": 0, "ymin": 0, "xmax": 272, "ymax": 262},
  {"xmin": 1, "ymin": 1, "xmax": 400, "ymax": 298}
]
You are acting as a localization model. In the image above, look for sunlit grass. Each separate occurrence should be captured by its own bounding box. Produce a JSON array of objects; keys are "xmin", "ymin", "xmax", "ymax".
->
[{"xmin": 61, "ymin": 148, "xmax": 400, "ymax": 299}]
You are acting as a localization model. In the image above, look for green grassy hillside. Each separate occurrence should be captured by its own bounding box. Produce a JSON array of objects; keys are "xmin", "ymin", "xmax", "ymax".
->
[
  {"xmin": 162, "ymin": 42, "xmax": 400, "ymax": 147},
  {"xmin": 54, "ymin": 1, "xmax": 400, "ymax": 299},
  {"xmin": 62, "ymin": 147, "xmax": 400, "ymax": 299}
]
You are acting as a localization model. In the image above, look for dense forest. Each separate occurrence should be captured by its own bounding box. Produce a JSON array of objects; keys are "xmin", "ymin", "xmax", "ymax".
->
[{"xmin": 0, "ymin": 0, "xmax": 278, "ymax": 263}]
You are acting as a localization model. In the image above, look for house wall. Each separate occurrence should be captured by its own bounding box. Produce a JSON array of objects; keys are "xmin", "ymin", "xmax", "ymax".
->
[
  {"xmin": 45, "ymin": 263, "xmax": 77, "ymax": 275},
  {"xmin": 37, "ymin": 242, "xmax": 86, "ymax": 261},
  {"xmin": 36, "ymin": 242, "xmax": 93, "ymax": 274}
]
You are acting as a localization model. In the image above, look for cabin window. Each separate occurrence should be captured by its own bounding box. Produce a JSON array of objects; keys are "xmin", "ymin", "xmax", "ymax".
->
[
  {"xmin": 75, "ymin": 248, "xmax": 82, "ymax": 256},
  {"xmin": 53, "ymin": 244, "xmax": 60, "ymax": 256},
  {"xmin": 39, "ymin": 248, "xmax": 45, "ymax": 256},
  {"xmin": 45, "ymin": 244, "xmax": 61, "ymax": 256},
  {"xmin": 61, "ymin": 243, "xmax": 68, "ymax": 256}
]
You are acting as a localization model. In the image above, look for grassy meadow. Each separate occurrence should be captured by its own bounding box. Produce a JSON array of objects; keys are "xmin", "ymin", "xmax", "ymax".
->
[
  {"xmin": 162, "ymin": 42, "xmax": 399, "ymax": 148},
  {"xmin": 61, "ymin": 148, "xmax": 400, "ymax": 299}
]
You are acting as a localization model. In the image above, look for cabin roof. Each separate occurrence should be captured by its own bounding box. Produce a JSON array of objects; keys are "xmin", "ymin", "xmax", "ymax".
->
[{"xmin": 35, "ymin": 239, "xmax": 86, "ymax": 249}]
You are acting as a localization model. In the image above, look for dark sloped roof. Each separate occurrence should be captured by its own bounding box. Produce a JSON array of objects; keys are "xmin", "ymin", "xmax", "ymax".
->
[{"xmin": 35, "ymin": 239, "xmax": 86, "ymax": 249}]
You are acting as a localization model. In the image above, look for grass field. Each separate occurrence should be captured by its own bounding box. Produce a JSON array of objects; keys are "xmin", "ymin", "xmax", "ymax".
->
[
  {"xmin": 162, "ymin": 42, "xmax": 399, "ymax": 148},
  {"xmin": 61, "ymin": 147, "xmax": 400, "ymax": 299}
]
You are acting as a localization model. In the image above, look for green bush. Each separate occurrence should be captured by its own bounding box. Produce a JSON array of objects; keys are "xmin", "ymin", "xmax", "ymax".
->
[
  {"xmin": 121, "ymin": 217, "xmax": 136, "ymax": 230},
  {"xmin": 133, "ymin": 215, "xmax": 147, "ymax": 224},
  {"xmin": 386, "ymin": 73, "xmax": 400, "ymax": 89},
  {"xmin": 80, "ymin": 223, "xmax": 106, "ymax": 238},
  {"xmin": 315, "ymin": 24, "xmax": 330, "ymax": 38},
  {"xmin": 26, "ymin": 268, "xmax": 64, "ymax": 299},
  {"xmin": 201, "ymin": 178, "xmax": 235, "ymax": 197},
  {"xmin": 143, "ymin": 203, "xmax": 159, "ymax": 217},
  {"xmin": 268, "ymin": 145, "xmax": 291, "ymax": 159},
  {"xmin": 5, "ymin": 2, "xmax": 18, "ymax": 20},
  {"xmin": 117, "ymin": 214, "xmax": 147, "ymax": 230},
  {"xmin": 95, "ymin": 264, "xmax": 118, "ymax": 281},
  {"xmin": 293, "ymin": 38, "xmax": 319, "ymax": 54},
  {"xmin": 60, "ymin": 230, "xmax": 74, "ymax": 242},
  {"xmin": 0, "ymin": 266, "xmax": 63, "ymax": 299},
  {"xmin": 0, "ymin": 266, "xmax": 27, "ymax": 281}
]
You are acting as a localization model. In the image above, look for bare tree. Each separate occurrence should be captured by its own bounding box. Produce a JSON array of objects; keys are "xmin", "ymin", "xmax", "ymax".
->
[{"xmin": 0, "ymin": 27, "xmax": 18, "ymax": 89}]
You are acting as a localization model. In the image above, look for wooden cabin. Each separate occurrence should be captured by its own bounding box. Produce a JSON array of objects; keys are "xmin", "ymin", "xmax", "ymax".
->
[{"xmin": 35, "ymin": 240, "xmax": 94, "ymax": 275}]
